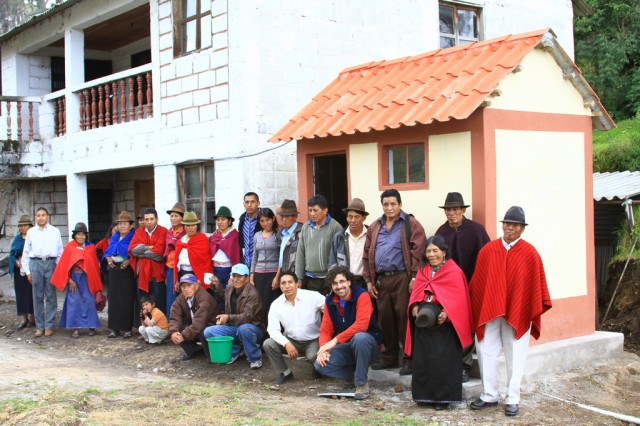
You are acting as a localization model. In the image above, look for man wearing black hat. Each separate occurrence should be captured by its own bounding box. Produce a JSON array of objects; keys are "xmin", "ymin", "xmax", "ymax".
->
[
  {"xmin": 329, "ymin": 198, "xmax": 369, "ymax": 289},
  {"xmin": 275, "ymin": 199, "xmax": 303, "ymax": 278},
  {"xmin": 469, "ymin": 206, "xmax": 552, "ymax": 417}
]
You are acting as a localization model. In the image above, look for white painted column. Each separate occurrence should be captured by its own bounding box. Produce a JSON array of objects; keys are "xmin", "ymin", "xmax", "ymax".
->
[
  {"xmin": 154, "ymin": 165, "xmax": 179, "ymax": 228},
  {"xmin": 64, "ymin": 28, "xmax": 85, "ymax": 134},
  {"xmin": 66, "ymin": 173, "xmax": 88, "ymax": 240}
]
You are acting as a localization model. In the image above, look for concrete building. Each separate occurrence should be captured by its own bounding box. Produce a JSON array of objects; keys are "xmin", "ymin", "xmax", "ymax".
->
[{"xmin": 0, "ymin": 0, "xmax": 586, "ymax": 249}]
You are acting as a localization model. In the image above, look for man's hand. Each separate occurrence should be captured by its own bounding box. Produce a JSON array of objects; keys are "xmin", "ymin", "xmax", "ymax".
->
[
  {"xmin": 317, "ymin": 337, "xmax": 338, "ymax": 356},
  {"xmin": 316, "ymin": 350, "xmax": 330, "ymax": 367},
  {"xmin": 284, "ymin": 342, "xmax": 299, "ymax": 359},
  {"xmin": 216, "ymin": 314, "xmax": 229, "ymax": 325},
  {"xmin": 171, "ymin": 332, "xmax": 184, "ymax": 344},
  {"xmin": 367, "ymin": 282, "xmax": 378, "ymax": 299}
]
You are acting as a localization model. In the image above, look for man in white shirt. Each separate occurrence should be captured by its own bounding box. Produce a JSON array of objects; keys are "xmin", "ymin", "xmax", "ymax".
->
[
  {"xmin": 263, "ymin": 271, "xmax": 325, "ymax": 385},
  {"xmin": 329, "ymin": 198, "xmax": 369, "ymax": 288},
  {"xmin": 20, "ymin": 207, "xmax": 63, "ymax": 337}
]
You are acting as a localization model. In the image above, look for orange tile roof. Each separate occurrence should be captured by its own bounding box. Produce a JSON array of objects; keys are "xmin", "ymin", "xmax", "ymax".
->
[{"xmin": 270, "ymin": 29, "xmax": 612, "ymax": 142}]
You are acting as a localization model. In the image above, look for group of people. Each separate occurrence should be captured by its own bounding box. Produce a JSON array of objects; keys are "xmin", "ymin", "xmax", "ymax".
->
[{"xmin": 8, "ymin": 189, "xmax": 552, "ymax": 415}]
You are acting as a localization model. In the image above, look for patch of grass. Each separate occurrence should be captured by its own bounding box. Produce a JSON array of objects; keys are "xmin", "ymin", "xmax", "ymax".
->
[
  {"xmin": 593, "ymin": 115, "xmax": 640, "ymax": 172},
  {"xmin": 611, "ymin": 206, "xmax": 640, "ymax": 262},
  {"xmin": 0, "ymin": 397, "xmax": 41, "ymax": 414}
]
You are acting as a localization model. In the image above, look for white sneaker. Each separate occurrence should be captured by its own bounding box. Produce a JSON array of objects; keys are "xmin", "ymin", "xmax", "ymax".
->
[
  {"xmin": 250, "ymin": 360, "xmax": 263, "ymax": 370},
  {"xmin": 226, "ymin": 350, "xmax": 245, "ymax": 365}
]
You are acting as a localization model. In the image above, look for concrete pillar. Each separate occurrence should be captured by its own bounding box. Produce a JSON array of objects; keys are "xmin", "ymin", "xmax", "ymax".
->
[
  {"xmin": 154, "ymin": 165, "xmax": 179, "ymax": 228},
  {"xmin": 66, "ymin": 173, "xmax": 88, "ymax": 240},
  {"xmin": 64, "ymin": 28, "xmax": 85, "ymax": 134}
]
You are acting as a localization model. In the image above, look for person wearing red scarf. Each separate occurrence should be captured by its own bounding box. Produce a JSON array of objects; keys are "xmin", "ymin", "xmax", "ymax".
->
[
  {"xmin": 129, "ymin": 208, "xmax": 168, "ymax": 314},
  {"xmin": 174, "ymin": 211, "xmax": 214, "ymax": 289},
  {"xmin": 51, "ymin": 223, "xmax": 103, "ymax": 338},
  {"xmin": 405, "ymin": 235, "xmax": 472, "ymax": 410},
  {"xmin": 469, "ymin": 206, "xmax": 552, "ymax": 417},
  {"xmin": 164, "ymin": 202, "xmax": 186, "ymax": 311}
]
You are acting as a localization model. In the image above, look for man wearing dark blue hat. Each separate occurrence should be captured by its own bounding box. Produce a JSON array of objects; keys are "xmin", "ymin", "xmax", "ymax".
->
[{"xmin": 469, "ymin": 206, "xmax": 552, "ymax": 417}]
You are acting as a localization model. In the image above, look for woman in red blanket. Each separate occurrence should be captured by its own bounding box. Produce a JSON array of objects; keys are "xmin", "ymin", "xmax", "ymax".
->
[
  {"xmin": 405, "ymin": 235, "xmax": 473, "ymax": 410},
  {"xmin": 51, "ymin": 223, "xmax": 103, "ymax": 338},
  {"xmin": 174, "ymin": 211, "xmax": 213, "ymax": 289}
]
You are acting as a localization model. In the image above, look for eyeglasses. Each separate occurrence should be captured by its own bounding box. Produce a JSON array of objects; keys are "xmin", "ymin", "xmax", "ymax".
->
[{"xmin": 332, "ymin": 279, "xmax": 349, "ymax": 286}]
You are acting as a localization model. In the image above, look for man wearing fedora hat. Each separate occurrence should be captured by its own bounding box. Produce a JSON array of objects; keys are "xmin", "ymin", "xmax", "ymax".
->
[
  {"xmin": 436, "ymin": 192, "xmax": 490, "ymax": 382},
  {"xmin": 469, "ymin": 206, "xmax": 552, "ymax": 417},
  {"xmin": 164, "ymin": 202, "xmax": 186, "ymax": 310},
  {"xmin": 329, "ymin": 198, "xmax": 369, "ymax": 289},
  {"xmin": 20, "ymin": 207, "xmax": 63, "ymax": 337},
  {"xmin": 275, "ymin": 199, "xmax": 303, "ymax": 278}
]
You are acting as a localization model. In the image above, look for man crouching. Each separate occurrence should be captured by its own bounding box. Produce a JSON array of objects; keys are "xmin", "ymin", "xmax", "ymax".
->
[{"xmin": 314, "ymin": 266, "xmax": 383, "ymax": 400}]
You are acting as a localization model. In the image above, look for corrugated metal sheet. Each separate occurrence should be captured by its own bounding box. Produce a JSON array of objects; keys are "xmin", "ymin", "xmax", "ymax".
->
[
  {"xmin": 270, "ymin": 29, "xmax": 614, "ymax": 143},
  {"xmin": 593, "ymin": 171, "xmax": 640, "ymax": 201}
]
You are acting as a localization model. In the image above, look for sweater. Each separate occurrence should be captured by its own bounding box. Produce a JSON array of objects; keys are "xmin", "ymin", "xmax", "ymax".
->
[
  {"xmin": 250, "ymin": 232, "xmax": 280, "ymax": 273},
  {"xmin": 294, "ymin": 216, "xmax": 343, "ymax": 279}
]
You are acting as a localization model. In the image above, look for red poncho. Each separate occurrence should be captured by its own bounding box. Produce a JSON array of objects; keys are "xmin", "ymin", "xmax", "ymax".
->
[
  {"xmin": 470, "ymin": 239, "xmax": 552, "ymax": 341},
  {"xmin": 209, "ymin": 228, "xmax": 241, "ymax": 265},
  {"xmin": 128, "ymin": 226, "xmax": 168, "ymax": 292},
  {"xmin": 174, "ymin": 233, "xmax": 214, "ymax": 289},
  {"xmin": 405, "ymin": 260, "xmax": 473, "ymax": 355},
  {"xmin": 51, "ymin": 240, "xmax": 103, "ymax": 295}
]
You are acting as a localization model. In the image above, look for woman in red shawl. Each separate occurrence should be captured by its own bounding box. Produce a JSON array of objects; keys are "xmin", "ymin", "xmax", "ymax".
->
[
  {"xmin": 51, "ymin": 223, "xmax": 103, "ymax": 338},
  {"xmin": 174, "ymin": 211, "xmax": 213, "ymax": 288},
  {"xmin": 405, "ymin": 235, "xmax": 473, "ymax": 410}
]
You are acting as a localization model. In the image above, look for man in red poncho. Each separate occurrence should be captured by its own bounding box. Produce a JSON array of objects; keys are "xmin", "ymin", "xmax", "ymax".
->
[
  {"xmin": 129, "ymin": 208, "xmax": 168, "ymax": 315},
  {"xmin": 469, "ymin": 206, "xmax": 552, "ymax": 417}
]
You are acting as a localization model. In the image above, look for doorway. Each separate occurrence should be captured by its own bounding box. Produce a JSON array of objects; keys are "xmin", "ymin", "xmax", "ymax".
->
[
  {"xmin": 88, "ymin": 188, "xmax": 113, "ymax": 244},
  {"xmin": 313, "ymin": 154, "xmax": 348, "ymax": 226}
]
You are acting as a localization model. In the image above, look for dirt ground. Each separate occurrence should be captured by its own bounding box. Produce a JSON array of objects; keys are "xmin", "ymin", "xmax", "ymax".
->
[{"xmin": 1, "ymin": 300, "xmax": 639, "ymax": 426}]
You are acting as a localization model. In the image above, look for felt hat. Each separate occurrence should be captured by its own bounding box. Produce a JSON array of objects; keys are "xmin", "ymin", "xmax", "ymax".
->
[
  {"xmin": 231, "ymin": 263, "xmax": 250, "ymax": 276},
  {"xmin": 439, "ymin": 192, "xmax": 470, "ymax": 209},
  {"xmin": 342, "ymin": 198, "xmax": 369, "ymax": 216},
  {"xmin": 415, "ymin": 302, "xmax": 442, "ymax": 329},
  {"xmin": 500, "ymin": 206, "xmax": 528, "ymax": 226},
  {"xmin": 166, "ymin": 202, "xmax": 186, "ymax": 216},
  {"xmin": 181, "ymin": 211, "xmax": 201, "ymax": 226},
  {"xmin": 214, "ymin": 206, "xmax": 234, "ymax": 221},
  {"xmin": 277, "ymin": 199, "xmax": 299, "ymax": 216},
  {"xmin": 17, "ymin": 215, "xmax": 32, "ymax": 226},
  {"xmin": 71, "ymin": 222, "xmax": 89, "ymax": 236},
  {"xmin": 116, "ymin": 211, "xmax": 134, "ymax": 223},
  {"xmin": 179, "ymin": 273, "xmax": 198, "ymax": 284}
]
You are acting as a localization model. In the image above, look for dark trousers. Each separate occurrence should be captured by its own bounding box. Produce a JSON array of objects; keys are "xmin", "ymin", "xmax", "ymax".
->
[
  {"xmin": 303, "ymin": 276, "xmax": 330, "ymax": 295},
  {"xmin": 376, "ymin": 273, "xmax": 410, "ymax": 365},
  {"xmin": 462, "ymin": 340, "xmax": 475, "ymax": 370},
  {"xmin": 180, "ymin": 328, "xmax": 209, "ymax": 359}
]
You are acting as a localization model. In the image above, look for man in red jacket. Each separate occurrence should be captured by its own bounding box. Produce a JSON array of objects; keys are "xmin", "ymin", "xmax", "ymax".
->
[
  {"xmin": 129, "ymin": 208, "xmax": 168, "ymax": 314},
  {"xmin": 469, "ymin": 206, "xmax": 552, "ymax": 417}
]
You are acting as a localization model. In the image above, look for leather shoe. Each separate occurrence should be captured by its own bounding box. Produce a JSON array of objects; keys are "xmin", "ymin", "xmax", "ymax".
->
[
  {"xmin": 44, "ymin": 329, "xmax": 54, "ymax": 337},
  {"xmin": 17, "ymin": 321, "xmax": 29, "ymax": 330},
  {"xmin": 434, "ymin": 403, "xmax": 448, "ymax": 411},
  {"xmin": 470, "ymin": 399, "xmax": 498, "ymax": 410},
  {"xmin": 505, "ymin": 404, "xmax": 519, "ymax": 416},
  {"xmin": 34, "ymin": 330, "xmax": 44, "ymax": 337},
  {"xmin": 275, "ymin": 370, "xmax": 294, "ymax": 385},
  {"xmin": 399, "ymin": 363, "xmax": 412, "ymax": 376},
  {"xmin": 462, "ymin": 369, "xmax": 470, "ymax": 383},
  {"xmin": 371, "ymin": 362, "xmax": 399, "ymax": 370}
]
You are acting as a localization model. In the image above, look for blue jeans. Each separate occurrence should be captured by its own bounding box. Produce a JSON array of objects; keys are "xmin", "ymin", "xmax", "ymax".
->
[
  {"xmin": 30, "ymin": 259, "xmax": 57, "ymax": 330},
  {"xmin": 314, "ymin": 332, "xmax": 379, "ymax": 386},
  {"xmin": 203, "ymin": 323, "xmax": 264, "ymax": 362},
  {"xmin": 165, "ymin": 268, "xmax": 178, "ymax": 312}
]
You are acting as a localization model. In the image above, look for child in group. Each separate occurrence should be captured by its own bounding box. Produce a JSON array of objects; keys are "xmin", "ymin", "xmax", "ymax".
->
[{"xmin": 138, "ymin": 295, "xmax": 169, "ymax": 344}]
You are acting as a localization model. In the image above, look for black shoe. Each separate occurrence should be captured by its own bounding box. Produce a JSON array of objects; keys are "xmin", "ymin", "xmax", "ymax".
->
[
  {"xmin": 371, "ymin": 362, "xmax": 399, "ymax": 370},
  {"xmin": 275, "ymin": 370, "xmax": 294, "ymax": 385},
  {"xmin": 399, "ymin": 364, "xmax": 412, "ymax": 376},
  {"xmin": 505, "ymin": 404, "xmax": 519, "ymax": 416},
  {"xmin": 17, "ymin": 321, "xmax": 29, "ymax": 330},
  {"xmin": 462, "ymin": 369, "xmax": 470, "ymax": 383},
  {"xmin": 470, "ymin": 399, "xmax": 498, "ymax": 410},
  {"xmin": 434, "ymin": 403, "xmax": 448, "ymax": 411}
]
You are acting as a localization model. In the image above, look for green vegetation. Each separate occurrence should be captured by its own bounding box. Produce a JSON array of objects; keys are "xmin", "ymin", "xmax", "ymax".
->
[
  {"xmin": 593, "ymin": 115, "xmax": 640, "ymax": 172},
  {"xmin": 612, "ymin": 206, "xmax": 640, "ymax": 262}
]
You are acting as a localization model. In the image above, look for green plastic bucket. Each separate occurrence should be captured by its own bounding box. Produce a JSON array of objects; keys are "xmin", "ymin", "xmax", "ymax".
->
[{"xmin": 207, "ymin": 336, "xmax": 234, "ymax": 364}]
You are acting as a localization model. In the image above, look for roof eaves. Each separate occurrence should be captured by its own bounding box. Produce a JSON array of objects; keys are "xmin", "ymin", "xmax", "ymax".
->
[{"xmin": 0, "ymin": 0, "xmax": 82, "ymax": 43}]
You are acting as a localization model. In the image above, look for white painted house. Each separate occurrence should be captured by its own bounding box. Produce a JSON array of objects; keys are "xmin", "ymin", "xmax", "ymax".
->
[{"xmin": 0, "ymin": 0, "xmax": 587, "ymax": 245}]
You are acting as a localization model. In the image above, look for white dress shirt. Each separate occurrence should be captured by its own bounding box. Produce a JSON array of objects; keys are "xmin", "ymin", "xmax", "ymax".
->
[
  {"xmin": 20, "ymin": 223, "xmax": 63, "ymax": 275},
  {"xmin": 267, "ymin": 288, "xmax": 326, "ymax": 347}
]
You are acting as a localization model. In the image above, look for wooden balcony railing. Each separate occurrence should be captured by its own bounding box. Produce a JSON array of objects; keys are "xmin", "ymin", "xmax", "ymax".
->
[{"xmin": 0, "ymin": 97, "xmax": 41, "ymax": 141}]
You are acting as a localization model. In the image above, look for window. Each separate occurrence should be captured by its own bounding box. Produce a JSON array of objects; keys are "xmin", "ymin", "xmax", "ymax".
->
[
  {"xmin": 439, "ymin": 3, "xmax": 480, "ymax": 48},
  {"xmin": 379, "ymin": 142, "xmax": 429, "ymax": 190},
  {"xmin": 173, "ymin": 0, "xmax": 212, "ymax": 56},
  {"xmin": 179, "ymin": 162, "xmax": 216, "ymax": 233}
]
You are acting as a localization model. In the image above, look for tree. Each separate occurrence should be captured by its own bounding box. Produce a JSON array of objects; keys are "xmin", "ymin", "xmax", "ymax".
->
[
  {"xmin": 0, "ymin": 0, "xmax": 51, "ymax": 36},
  {"xmin": 574, "ymin": 0, "xmax": 640, "ymax": 121}
]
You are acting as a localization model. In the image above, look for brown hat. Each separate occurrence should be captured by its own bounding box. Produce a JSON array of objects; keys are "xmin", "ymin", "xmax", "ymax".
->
[
  {"xmin": 116, "ymin": 211, "xmax": 134, "ymax": 223},
  {"xmin": 342, "ymin": 198, "xmax": 368, "ymax": 216},
  {"xmin": 166, "ymin": 202, "xmax": 186, "ymax": 216},
  {"xmin": 277, "ymin": 199, "xmax": 299, "ymax": 216},
  {"xmin": 182, "ymin": 211, "xmax": 201, "ymax": 226},
  {"xmin": 17, "ymin": 215, "xmax": 32, "ymax": 226},
  {"xmin": 439, "ymin": 192, "xmax": 470, "ymax": 209}
]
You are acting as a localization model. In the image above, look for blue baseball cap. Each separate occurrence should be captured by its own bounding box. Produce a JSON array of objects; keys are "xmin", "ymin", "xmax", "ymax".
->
[
  {"xmin": 179, "ymin": 273, "xmax": 198, "ymax": 284},
  {"xmin": 230, "ymin": 263, "xmax": 250, "ymax": 276}
]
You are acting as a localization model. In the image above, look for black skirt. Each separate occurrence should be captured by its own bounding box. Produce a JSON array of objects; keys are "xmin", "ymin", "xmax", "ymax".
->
[
  {"xmin": 107, "ymin": 264, "xmax": 136, "ymax": 331},
  {"xmin": 13, "ymin": 266, "xmax": 34, "ymax": 315},
  {"xmin": 412, "ymin": 321, "xmax": 463, "ymax": 403}
]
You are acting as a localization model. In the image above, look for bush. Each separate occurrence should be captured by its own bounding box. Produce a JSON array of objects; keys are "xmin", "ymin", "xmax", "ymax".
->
[{"xmin": 593, "ymin": 115, "xmax": 640, "ymax": 172}]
